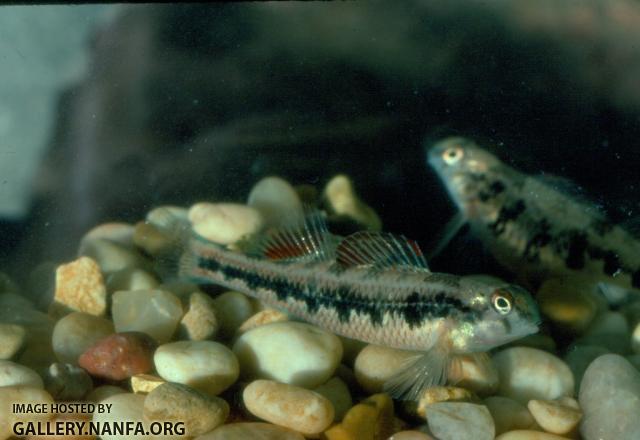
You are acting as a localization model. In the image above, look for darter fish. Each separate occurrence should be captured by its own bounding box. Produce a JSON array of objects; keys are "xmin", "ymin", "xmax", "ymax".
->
[
  {"xmin": 159, "ymin": 209, "xmax": 540, "ymax": 400},
  {"xmin": 428, "ymin": 136, "xmax": 640, "ymax": 303}
]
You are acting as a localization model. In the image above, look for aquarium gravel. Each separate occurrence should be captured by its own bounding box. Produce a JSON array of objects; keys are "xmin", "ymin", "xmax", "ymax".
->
[{"xmin": 1, "ymin": 173, "xmax": 639, "ymax": 440}]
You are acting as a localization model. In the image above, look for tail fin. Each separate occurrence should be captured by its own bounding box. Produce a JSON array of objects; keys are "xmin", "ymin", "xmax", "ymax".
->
[{"xmin": 148, "ymin": 207, "xmax": 194, "ymax": 281}]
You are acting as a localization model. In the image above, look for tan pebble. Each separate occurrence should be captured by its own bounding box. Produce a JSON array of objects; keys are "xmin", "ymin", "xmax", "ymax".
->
[
  {"xmin": 111, "ymin": 289, "xmax": 183, "ymax": 344},
  {"xmin": 188, "ymin": 202, "xmax": 263, "ymax": 245},
  {"xmin": 313, "ymin": 377, "xmax": 353, "ymax": 421},
  {"xmin": 483, "ymin": 396, "xmax": 537, "ymax": 435},
  {"xmin": 195, "ymin": 422, "xmax": 304, "ymax": 440},
  {"xmin": 179, "ymin": 291, "xmax": 219, "ymax": 340},
  {"xmin": 324, "ymin": 393, "xmax": 395, "ymax": 440},
  {"xmin": 631, "ymin": 322, "xmax": 640, "ymax": 354},
  {"xmin": 52, "ymin": 312, "xmax": 114, "ymax": 365},
  {"xmin": 86, "ymin": 385, "xmax": 127, "ymax": 402},
  {"xmin": 81, "ymin": 222, "xmax": 135, "ymax": 248},
  {"xmin": 0, "ymin": 323, "xmax": 26, "ymax": 359},
  {"xmin": 388, "ymin": 431, "xmax": 436, "ymax": 440},
  {"xmin": 105, "ymin": 268, "xmax": 158, "ymax": 293},
  {"xmin": 323, "ymin": 174, "xmax": 382, "ymax": 231},
  {"xmin": 415, "ymin": 386, "xmax": 475, "ymax": 419},
  {"xmin": 448, "ymin": 353, "xmax": 499, "ymax": 395},
  {"xmin": 493, "ymin": 347, "xmax": 574, "ymax": 404},
  {"xmin": 495, "ymin": 430, "xmax": 571, "ymax": 440},
  {"xmin": 213, "ymin": 291, "xmax": 255, "ymax": 338},
  {"xmin": 132, "ymin": 221, "xmax": 174, "ymax": 256},
  {"xmin": 237, "ymin": 309, "xmax": 288, "ymax": 334},
  {"xmin": 52, "ymin": 257, "xmax": 106, "ymax": 317},
  {"xmin": 426, "ymin": 402, "xmax": 494, "ymax": 440},
  {"xmin": 354, "ymin": 344, "xmax": 417, "ymax": 393},
  {"xmin": 243, "ymin": 379, "xmax": 334, "ymax": 436},
  {"xmin": 537, "ymin": 278, "xmax": 603, "ymax": 333},
  {"xmin": 0, "ymin": 386, "xmax": 54, "ymax": 440},
  {"xmin": 131, "ymin": 374, "xmax": 165, "ymax": 394},
  {"xmin": 527, "ymin": 399, "xmax": 582, "ymax": 435},
  {"xmin": 145, "ymin": 205, "xmax": 189, "ymax": 226},
  {"xmin": 143, "ymin": 382, "xmax": 229, "ymax": 436},
  {"xmin": 339, "ymin": 335, "xmax": 367, "ymax": 367}
]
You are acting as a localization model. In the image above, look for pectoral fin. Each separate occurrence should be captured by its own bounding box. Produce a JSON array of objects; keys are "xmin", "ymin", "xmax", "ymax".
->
[{"xmin": 383, "ymin": 343, "xmax": 450, "ymax": 401}]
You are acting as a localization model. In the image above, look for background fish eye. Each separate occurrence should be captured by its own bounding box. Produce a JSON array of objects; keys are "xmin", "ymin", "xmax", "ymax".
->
[
  {"xmin": 442, "ymin": 147, "xmax": 464, "ymax": 164},
  {"xmin": 491, "ymin": 291, "xmax": 512, "ymax": 314}
]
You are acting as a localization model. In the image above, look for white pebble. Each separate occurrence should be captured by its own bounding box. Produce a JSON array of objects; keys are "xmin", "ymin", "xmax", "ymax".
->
[
  {"xmin": 527, "ymin": 398, "xmax": 582, "ymax": 436},
  {"xmin": 247, "ymin": 176, "xmax": 304, "ymax": 227},
  {"xmin": 0, "ymin": 323, "xmax": 26, "ymax": 359},
  {"xmin": 144, "ymin": 382, "xmax": 229, "ymax": 436},
  {"xmin": 495, "ymin": 431, "xmax": 572, "ymax": 440},
  {"xmin": 106, "ymin": 268, "xmax": 158, "ymax": 293},
  {"xmin": 80, "ymin": 238, "xmax": 151, "ymax": 274},
  {"xmin": 112, "ymin": 289, "xmax": 183, "ymax": 344},
  {"xmin": 52, "ymin": 312, "xmax": 114, "ymax": 364},
  {"xmin": 189, "ymin": 202, "xmax": 263, "ymax": 245},
  {"xmin": 449, "ymin": 353, "xmax": 499, "ymax": 395},
  {"xmin": 154, "ymin": 340, "xmax": 239, "ymax": 396},
  {"xmin": 234, "ymin": 321, "xmax": 342, "ymax": 388},
  {"xmin": 483, "ymin": 396, "xmax": 536, "ymax": 436},
  {"xmin": 0, "ymin": 360, "xmax": 43, "ymax": 388},
  {"xmin": 323, "ymin": 174, "xmax": 382, "ymax": 231},
  {"xmin": 425, "ymin": 402, "xmax": 494, "ymax": 440},
  {"xmin": 493, "ymin": 347, "xmax": 574, "ymax": 403},
  {"xmin": 354, "ymin": 344, "xmax": 417, "ymax": 393},
  {"xmin": 213, "ymin": 291, "xmax": 255, "ymax": 338},
  {"xmin": 579, "ymin": 354, "xmax": 640, "ymax": 440},
  {"xmin": 81, "ymin": 222, "xmax": 135, "ymax": 248},
  {"xmin": 92, "ymin": 393, "xmax": 150, "ymax": 440},
  {"xmin": 243, "ymin": 379, "xmax": 334, "ymax": 436}
]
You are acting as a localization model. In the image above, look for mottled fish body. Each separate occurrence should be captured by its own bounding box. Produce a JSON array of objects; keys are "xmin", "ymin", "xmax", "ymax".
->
[
  {"xmin": 164, "ymin": 210, "xmax": 540, "ymax": 399},
  {"xmin": 428, "ymin": 137, "xmax": 640, "ymax": 298}
]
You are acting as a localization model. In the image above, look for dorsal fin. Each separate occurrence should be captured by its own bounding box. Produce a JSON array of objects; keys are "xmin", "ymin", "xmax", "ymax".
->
[
  {"xmin": 249, "ymin": 209, "xmax": 337, "ymax": 263},
  {"xmin": 336, "ymin": 231, "xmax": 429, "ymax": 273}
]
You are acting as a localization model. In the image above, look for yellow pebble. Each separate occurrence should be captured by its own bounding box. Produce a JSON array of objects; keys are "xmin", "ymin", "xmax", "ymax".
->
[{"xmin": 324, "ymin": 393, "xmax": 394, "ymax": 440}]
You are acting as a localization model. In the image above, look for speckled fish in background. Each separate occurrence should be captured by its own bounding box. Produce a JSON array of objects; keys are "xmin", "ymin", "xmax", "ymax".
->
[
  {"xmin": 428, "ymin": 136, "xmax": 640, "ymax": 303},
  {"xmin": 160, "ymin": 210, "xmax": 540, "ymax": 400}
]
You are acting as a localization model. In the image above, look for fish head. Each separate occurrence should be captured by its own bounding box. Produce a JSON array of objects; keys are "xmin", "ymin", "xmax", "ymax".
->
[
  {"xmin": 427, "ymin": 137, "xmax": 507, "ymax": 216},
  {"xmin": 450, "ymin": 279, "xmax": 541, "ymax": 352}
]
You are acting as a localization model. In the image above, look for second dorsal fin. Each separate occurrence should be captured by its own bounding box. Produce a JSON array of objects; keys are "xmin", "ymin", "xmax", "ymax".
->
[
  {"xmin": 336, "ymin": 231, "xmax": 430, "ymax": 272},
  {"xmin": 250, "ymin": 209, "xmax": 337, "ymax": 263}
]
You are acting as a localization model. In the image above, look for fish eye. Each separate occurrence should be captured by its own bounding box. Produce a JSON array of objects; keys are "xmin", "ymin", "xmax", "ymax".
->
[
  {"xmin": 442, "ymin": 146, "xmax": 464, "ymax": 165},
  {"xmin": 491, "ymin": 290, "xmax": 513, "ymax": 315}
]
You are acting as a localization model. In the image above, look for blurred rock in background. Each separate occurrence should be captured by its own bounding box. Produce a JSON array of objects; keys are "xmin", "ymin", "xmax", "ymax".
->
[{"xmin": 3, "ymin": 1, "xmax": 640, "ymax": 280}]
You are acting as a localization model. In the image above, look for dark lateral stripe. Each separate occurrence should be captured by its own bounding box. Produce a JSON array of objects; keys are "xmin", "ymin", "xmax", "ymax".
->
[{"xmin": 196, "ymin": 256, "xmax": 479, "ymax": 329}]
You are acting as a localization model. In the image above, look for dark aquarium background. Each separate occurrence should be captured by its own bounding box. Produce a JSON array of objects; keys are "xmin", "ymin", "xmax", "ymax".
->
[{"xmin": 2, "ymin": 1, "xmax": 640, "ymax": 282}]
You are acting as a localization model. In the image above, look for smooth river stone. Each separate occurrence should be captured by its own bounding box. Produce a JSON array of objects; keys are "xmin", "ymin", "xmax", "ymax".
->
[
  {"xmin": 313, "ymin": 377, "xmax": 353, "ymax": 421},
  {"xmin": 52, "ymin": 256, "xmax": 107, "ymax": 317},
  {"xmin": 448, "ymin": 353, "xmax": 499, "ymax": 395},
  {"xmin": 195, "ymin": 423, "xmax": 304, "ymax": 440},
  {"xmin": 0, "ymin": 323, "xmax": 26, "ymax": 359},
  {"xmin": 79, "ymin": 332, "xmax": 157, "ymax": 381},
  {"xmin": 631, "ymin": 322, "xmax": 640, "ymax": 354},
  {"xmin": 389, "ymin": 432, "xmax": 436, "ymax": 440},
  {"xmin": 0, "ymin": 360, "xmax": 43, "ymax": 388},
  {"xmin": 213, "ymin": 291, "xmax": 255, "ymax": 339},
  {"xmin": 80, "ymin": 238, "xmax": 151, "ymax": 274},
  {"xmin": 527, "ymin": 398, "xmax": 582, "ymax": 436},
  {"xmin": 105, "ymin": 268, "xmax": 158, "ymax": 293},
  {"xmin": 81, "ymin": 222, "xmax": 135, "ymax": 248},
  {"xmin": 233, "ymin": 321, "xmax": 342, "ymax": 388},
  {"xmin": 131, "ymin": 374, "xmax": 165, "ymax": 394},
  {"xmin": 324, "ymin": 393, "xmax": 395, "ymax": 440},
  {"xmin": 415, "ymin": 386, "xmax": 475, "ymax": 419},
  {"xmin": 52, "ymin": 312, "xmax": 114, "ymax": 365},
  {"xmin": 93, "ymin": 393, "xmax": 150, "ymax": 440},
  {"xmin": 493, "ymin": 347, "xmax": 574, "ymax": 403},
  {"xmin": 353, "ymin": 344, "xmax": 417, "ymax": 394},
  {"xmin": 495, "ymin": 431, "xmax": 572, "ymax": 440},
  {"xmin": 323, "ymin": 174, "xmax": 382, "ymax": 231},
  {"xmin": 247, "ymin": 176, "xmax": 304, "ymax": 227},
  {"xmin": 188, "ymin": 202, "xmax": 263, "ymax": 245},
  {"xmin": 483, "ymin": 396, "xmax": 536, "ymax": 436},
  {"xmin": 44, "ymin": 362, "xmax": 93, "ymax": 400},
  {"xmin": 579, "ymin": 354, "xmax": 640, "ymax": 440},
  {"xmin": 425, "ymin": 402, "xmax": 494, "ymax": 440},
  {"xmin": 154, "ymin": 340, "xmax": 239, "ymax": 395},
  {"xmin": 0, "ymin": 386, "xmax": 54, "ymax": 440},
  {"xmin": 237, "ymin": 309, "xmax": 288, "ymax": 334},
  {"xmin": 563, "ymin": 344, "xmax": 610, "ymax": 390},
  {"xmin": 143, "ymin": 382, "xmax": 229, "ymax": 436},
  {"xmin": 576, "ymin": 311, "xmax": 630, "ymax": 354},
  {"xmin": 243, "ymin": 380, "xmax": 334, "ymax": 437},
  {"xmin": 86, "ymin": 385, "xmax": 127, "ymax": 402},
  {"xmin": 112, "ymin": 289, "xmax": 183, "ymax": 344}
]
